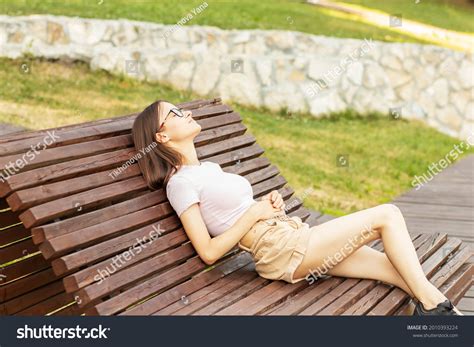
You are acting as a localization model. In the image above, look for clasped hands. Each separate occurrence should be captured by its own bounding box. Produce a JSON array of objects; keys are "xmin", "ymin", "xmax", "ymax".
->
[{"xmin": 260, "ymin": 190, "xmax": 286, "ymax": 211}]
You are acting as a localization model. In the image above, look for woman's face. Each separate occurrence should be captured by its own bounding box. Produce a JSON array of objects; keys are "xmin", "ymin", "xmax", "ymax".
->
[{"xmin": 156, "ymin": 101, "xmax": 201, "ymax": 143}]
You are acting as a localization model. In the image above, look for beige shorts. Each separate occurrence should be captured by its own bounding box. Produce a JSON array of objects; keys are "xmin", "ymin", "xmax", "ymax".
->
[{"xmin": 238, "ymin": 213, "xmax": 312, "ymax": 284}]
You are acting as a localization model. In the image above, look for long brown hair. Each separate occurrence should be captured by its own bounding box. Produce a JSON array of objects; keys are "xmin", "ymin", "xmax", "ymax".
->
[{"xmin": 132, "ymin": 100, "xmax": 184, "ymax": 191}]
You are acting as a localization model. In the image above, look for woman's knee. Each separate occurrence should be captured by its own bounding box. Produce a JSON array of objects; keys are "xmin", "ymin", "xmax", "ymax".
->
[{"xmin": 378, "ymin": 203, "xmax": 404, "ymax": 224}]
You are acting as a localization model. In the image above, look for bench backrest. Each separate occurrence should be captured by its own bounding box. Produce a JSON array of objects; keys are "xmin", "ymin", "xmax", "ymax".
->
[{"xmin": 0, "ymin": 98, "xmax": 311, "ymax": 315}]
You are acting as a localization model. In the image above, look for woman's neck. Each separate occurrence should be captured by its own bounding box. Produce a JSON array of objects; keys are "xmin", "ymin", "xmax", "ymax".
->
[{"xmin": 179, "ymin": 141, "xmax": 200, "ymax": 166}]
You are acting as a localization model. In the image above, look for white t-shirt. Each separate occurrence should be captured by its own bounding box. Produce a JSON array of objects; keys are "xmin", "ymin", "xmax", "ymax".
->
[{"xmin": 165, "ymin": 161, "xmax": 258, "ymax": 237}]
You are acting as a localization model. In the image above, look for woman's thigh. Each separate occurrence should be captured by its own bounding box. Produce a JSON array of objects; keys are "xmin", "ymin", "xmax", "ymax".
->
[{"xmin": 293, "ymin": 203, "xmax": 396, "ymax": 281}]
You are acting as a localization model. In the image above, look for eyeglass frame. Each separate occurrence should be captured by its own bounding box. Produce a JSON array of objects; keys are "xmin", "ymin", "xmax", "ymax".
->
[{"xmin": 158, "ymin": 107, "xmax": 186, "ymax": 132}]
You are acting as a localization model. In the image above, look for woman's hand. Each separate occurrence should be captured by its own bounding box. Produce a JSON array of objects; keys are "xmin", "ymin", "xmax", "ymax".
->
[
  {"xmin": 260, "ymin": 190, "xmax": 286, "ymax": 211},
  {"xmin": 250, "ymin": 199, "xmax": 283, "ymax": 221}
]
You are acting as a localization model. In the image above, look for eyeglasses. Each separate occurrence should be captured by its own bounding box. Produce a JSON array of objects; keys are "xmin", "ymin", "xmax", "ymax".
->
[{"xmin": 158, "ymin": 107, "xmax": 186, "ymax": 131}]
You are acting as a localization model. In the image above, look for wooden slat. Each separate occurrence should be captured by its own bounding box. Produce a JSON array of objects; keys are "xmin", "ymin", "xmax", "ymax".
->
[
  {"xmin": 197, "ymin": 134, "xmax": 256, "ymax": 159},
  {"xmin": 85, "ymin": 250, "xmax": 247, "ymax": 315},
  {"xmin": 0, "ymin": 199, "xmax": 8, "ymax": 210},
  {"xmin": 394, "ymin": 202, "xmax": 474, "ymax": 221},
  {"xmin": 157, "ymin": 265, "xmax": 257, "ymax": 315},
  {"xmin": 0, "ymin": 224, "xmax": 29, "ymax": 247},
  {"xmin": 394, "ymin": 248, "xmax": 473, "ymax": 315},
  {"xmin": 20, "ymin": 176, "xmax": 149, "ymax": 228},
  {"xmin": 1, "ymin": 279, "xmax": 65, "ymax": 315},
  {"xmin": 0, "ymin": 210, "xmax": 21, "ymax": 229},
  {"xmin": 195, "ymin": 123, "xmax": 247, "ymax": 146},
  {"xmin": 0, "ymin": 148, "xmax": 137, "ymax": 198},
  {"xmin": 121, "ymin": 252, "xmax": 254, "ymax": 316},
  {"xmin": 15, "ymin": 291, "xmax": 75, "ymax": 316},
  {"xmin": 0, "ymin": 99, "xmax": 224, "ymax": 156},
  {"xmin": 368, "ymin": 237, "xmax": 462, "ymax": 315},
  {"xmin": 75, "ymin": 243, "xmax": 197, "ymax": 307},
  {"xmin": 196, "ymin": 111, "xmax": 241, "ymax": 130},
  {"xmin": 85, "ymin": 256, "xmax": 207, "ymax": 315},
  {"xmin": 324, "ymin": 246, "xmax": 432, "ymax": 316},
  {"xmin": 0, "ymin": 238, "xmax": 38, "ymax": 265},
  {"xmin": 62, "ymin": 228, "xmax": 188, "ymax": 292},
  {"xmin": 0, "ymin": 99, "xmax": 220, "ymax": 147},
  {"xmin": 50, "ymin": 302, "xmax": 82, "ymax": 316},
  {"xmin": 225, "ymin": 156, "xmax": 271, "ymax": 175},
  {"xmin": 0, "ymin": 253, "xmax": 49, "ymax": 284},
  {"xmin": 252, "ymin": 175, "xmax": 287, "ymax": 197},
  {"xmin": 0, "ymin": 134, "xmax": 133, "ymax": 174},
  {"xmin": 0, "ymin": 118, "xmax": 136, "ymax": 157},
  {"xmin": 40, "ymin": 201, "xmax": 173, "ymax": 260},
  {"xmin": 51, "ymin": 214, "xmax": 180, "ymax": 273},
  {"xmin": 217, "ymin": 280, "xmax": 308, "ymax": 315},
  {"xmin": 0, "ymin": 114, "xmax": 134, "ymax": 145},
  {"xmin": 0, "ymin": 267, "xmax": 60, "ymax": 303},
  {"xmin": 7, "ymin": 165, "xmax": 142, "ymax": 211},
  {"xmin": 340, "ymin": 234, "xmax": 430, "ymax": 315},
  {"xmin": 31, "ymin": 191, "xmax": 164, "ymax": 245},
  {"xmin": 396, "ymin": 186, "xmax": 473, "ymax": 206},
  {"xmin": 439, "ymin": 263, "xmax": 473, "ymax": 305}
]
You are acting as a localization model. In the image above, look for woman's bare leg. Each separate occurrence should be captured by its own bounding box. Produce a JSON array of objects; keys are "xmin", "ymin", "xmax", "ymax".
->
[
  {"xmin": 292, "ymin": 204, "xmax": 462, "ymax": 314},
  {"xmin": 323, "ymin": 244, "xmax": 415, "ymax": 298}
]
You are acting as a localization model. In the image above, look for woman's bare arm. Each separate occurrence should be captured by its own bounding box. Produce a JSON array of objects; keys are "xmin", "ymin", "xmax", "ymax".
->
[{"xmin": 179, "ymin": 202, "xmax": 261, "ymax": 265}]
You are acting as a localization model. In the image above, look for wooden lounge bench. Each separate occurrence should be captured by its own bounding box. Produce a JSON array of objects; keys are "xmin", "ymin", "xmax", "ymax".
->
[{"xmin": 0, "ymin": 98, "xmax": 472, "ymax": 316}]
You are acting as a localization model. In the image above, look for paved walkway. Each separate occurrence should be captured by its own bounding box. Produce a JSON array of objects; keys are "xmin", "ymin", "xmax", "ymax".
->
[
  {"xmin": 393, "ymin": 154, "xmax": 473, "ymax": 315},
  {"xmin": 307, "ymin": 0, "xmax": 473, "ymax": 52}
]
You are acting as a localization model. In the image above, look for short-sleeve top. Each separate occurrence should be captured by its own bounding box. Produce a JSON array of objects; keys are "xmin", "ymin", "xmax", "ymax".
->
[{"xmin": 165, "ymin": 161, "xmax": 257, "ymax": 237}]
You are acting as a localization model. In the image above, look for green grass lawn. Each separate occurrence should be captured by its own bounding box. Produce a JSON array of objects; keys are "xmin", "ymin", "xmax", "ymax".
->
[
  {"xmin": 341, "ymin": 0, "xmax": 474, "ymax": 33},
  {"xmin": 0, "ymin": 0, "xmax": 431, "ymax": 44},
  {"xmin": 1, "ymin": 56, "xmax": 472, "ymax": 218}
]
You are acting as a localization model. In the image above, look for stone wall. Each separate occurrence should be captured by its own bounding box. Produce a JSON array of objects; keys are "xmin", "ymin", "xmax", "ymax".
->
[{"xmin": 0, "ymin": 15, "xmax": 472, "ymax": 140}]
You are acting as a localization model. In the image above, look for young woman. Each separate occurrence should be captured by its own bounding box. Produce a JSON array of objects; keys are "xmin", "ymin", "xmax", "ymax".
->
[{"xmin": 132, "ymin": 100, "xmax": 462, "ymax": 316}]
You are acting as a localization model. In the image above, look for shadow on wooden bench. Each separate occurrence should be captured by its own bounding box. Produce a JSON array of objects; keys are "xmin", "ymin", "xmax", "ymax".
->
[{"xmin": 0, "ymin": 98, "xmax": 472, "ymax": 315}]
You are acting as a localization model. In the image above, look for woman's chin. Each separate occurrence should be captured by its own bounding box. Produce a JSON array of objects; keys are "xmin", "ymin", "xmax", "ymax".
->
[{"xmin": 188, "ymin": 125, "xmax": 201, "ymax": 138}]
